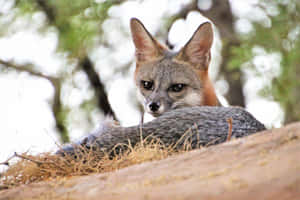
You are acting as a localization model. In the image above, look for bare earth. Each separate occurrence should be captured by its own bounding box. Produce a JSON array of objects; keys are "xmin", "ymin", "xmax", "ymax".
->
[{"xmin": 1, "ymin": 122, "xmax": 300, "ymax": 200}]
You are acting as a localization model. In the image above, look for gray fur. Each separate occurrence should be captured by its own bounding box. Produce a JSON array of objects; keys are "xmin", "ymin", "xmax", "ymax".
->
[{"xmin": 58, "ymin": 106, "xmax": 266, "ymax": 157}]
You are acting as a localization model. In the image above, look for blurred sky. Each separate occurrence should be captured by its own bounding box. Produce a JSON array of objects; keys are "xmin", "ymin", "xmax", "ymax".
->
[{"xmin": 0, "ymin": 0, "xmax": 284, "ymax": 172}]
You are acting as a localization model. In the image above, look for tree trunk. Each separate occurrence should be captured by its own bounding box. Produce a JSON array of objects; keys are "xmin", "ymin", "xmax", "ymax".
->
[{"xmin": 80, "ymin": 57, "xmax": 117, "ymax": 120}]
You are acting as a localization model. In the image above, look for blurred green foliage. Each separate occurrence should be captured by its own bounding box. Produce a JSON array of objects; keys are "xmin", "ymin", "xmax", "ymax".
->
[
  {"xmin": 16, "ymin": 0, "xmax": 118, "ymax": 57},
  {"xmin": 17, "ymin": 0, "xmax": 36, "ymax": 14},
  {"xmin": 230, "ymin": 0, "xmax": 300, "ymax": 123}
]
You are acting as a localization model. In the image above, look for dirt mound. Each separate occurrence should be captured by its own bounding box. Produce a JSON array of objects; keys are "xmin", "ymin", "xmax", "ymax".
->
[{"xmin": 1, "ymin": 122, "xmax": 300, "ymax": 200}]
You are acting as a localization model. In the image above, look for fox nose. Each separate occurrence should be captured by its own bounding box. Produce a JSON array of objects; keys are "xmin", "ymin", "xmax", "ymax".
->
[{"xmin": 149, "ymin": 102, "xmax": 160, "ymax": 112}]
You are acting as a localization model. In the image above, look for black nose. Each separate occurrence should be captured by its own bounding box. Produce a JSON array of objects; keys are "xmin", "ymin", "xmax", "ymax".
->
[{"xmin": 149, "ymin": 102, "xmax": 160, "ymax": 112}]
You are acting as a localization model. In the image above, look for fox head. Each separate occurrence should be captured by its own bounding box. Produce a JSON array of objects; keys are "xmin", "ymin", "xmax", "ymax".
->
[{"xmin": 130, "ymin": 18, "xmax": 219, "ymax": 117}]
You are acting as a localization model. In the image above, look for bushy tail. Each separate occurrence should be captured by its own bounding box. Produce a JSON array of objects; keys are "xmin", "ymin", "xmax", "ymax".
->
[{"xmin": 57, "ymin": 106, "xmax": 266, "ymax": 159}]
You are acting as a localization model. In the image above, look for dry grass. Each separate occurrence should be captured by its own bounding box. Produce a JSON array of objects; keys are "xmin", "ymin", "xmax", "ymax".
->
[{"xmin": 0, "ymin": 137, "xmax": 188, "ymax": 190}]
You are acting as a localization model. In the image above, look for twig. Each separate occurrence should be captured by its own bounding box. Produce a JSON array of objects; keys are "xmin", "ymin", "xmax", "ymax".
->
[
  {"xmin": 139, "ymin": 110, "xmax": 145, "ymax": 147},
  {"xmin": 0, "ymin": 59, "xmax": 56, "ymax": 82},
  {"xmin": 14, "ymin": 153, "xmax": 67, "ymax": 172},
  {"xmin": 172, "ymin": 126, "xmax": 194, "ymax": 150},
  {"xmin": 205, "ymin": 137, "xmax": 222, "ymax": 147},
  {"xmin": 14, "ymin": 153, "xmax": 44, "ymax": 166},
  {"xmin": 226, "ymin": 118, "xmax": 233, "ymax": 141},
  {"xmin": 0, "ymin": 154, "xmax": 17, "ymax": 166}
]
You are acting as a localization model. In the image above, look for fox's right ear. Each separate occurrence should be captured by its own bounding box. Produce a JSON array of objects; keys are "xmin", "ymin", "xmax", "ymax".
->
[{"xmin": 130, "ymin": 18, "xmax": 166, "ymax": 63}]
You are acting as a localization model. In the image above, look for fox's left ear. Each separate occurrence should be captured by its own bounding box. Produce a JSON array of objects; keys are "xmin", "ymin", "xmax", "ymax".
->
[{"xmin": 176, "ymin": 22, "xmax": 213, "ymax": 70}]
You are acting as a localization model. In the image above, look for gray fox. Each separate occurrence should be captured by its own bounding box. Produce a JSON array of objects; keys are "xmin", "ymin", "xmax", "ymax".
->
[
  {"xmin": 130, "ymin": 18, "xmax": 219, "ymax": 117},
  {"xmin": 58, "ymin": 19, "xmax": 266, "ymax": 158}
]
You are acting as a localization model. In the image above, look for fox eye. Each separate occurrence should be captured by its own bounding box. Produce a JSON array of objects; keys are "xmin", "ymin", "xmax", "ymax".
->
[
  {"xmin": 169, "ymin": 83, "xmax": 186, "ymax": 92},
  {"xmin": 141, "ymin": 80, "xmax": 153, "ymax": 90}
]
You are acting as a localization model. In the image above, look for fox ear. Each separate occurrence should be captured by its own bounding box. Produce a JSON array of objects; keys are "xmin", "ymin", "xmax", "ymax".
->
[
  {"xmin": 130, "ymin": 18, "xmax": 166, "ymax": 63},
  {"xmin": 176, "ymin": 22, "xmax": 213, "ymax": 70}
]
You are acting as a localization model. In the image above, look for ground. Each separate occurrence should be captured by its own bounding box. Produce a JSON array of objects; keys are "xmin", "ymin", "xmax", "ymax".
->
[{"xmin": 1, "ymin": 122, "xmax": 300, "ymax": 200}]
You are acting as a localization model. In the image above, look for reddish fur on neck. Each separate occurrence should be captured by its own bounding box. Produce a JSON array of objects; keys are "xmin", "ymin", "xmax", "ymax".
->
[{"xmin": 198, "ymin": 70, "xmax": 219, "ymax": 106}]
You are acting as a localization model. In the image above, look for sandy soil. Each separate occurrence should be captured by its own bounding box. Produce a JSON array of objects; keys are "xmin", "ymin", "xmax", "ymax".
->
[{"xmin": 1, "ymin": 122, "xmax": 300, "ymax": 200}]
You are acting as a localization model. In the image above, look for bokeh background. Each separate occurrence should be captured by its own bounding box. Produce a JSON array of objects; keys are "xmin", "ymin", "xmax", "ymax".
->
[{"xmin": 0, "ymin": 0, "xmax": 299, "ymax": 171}]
